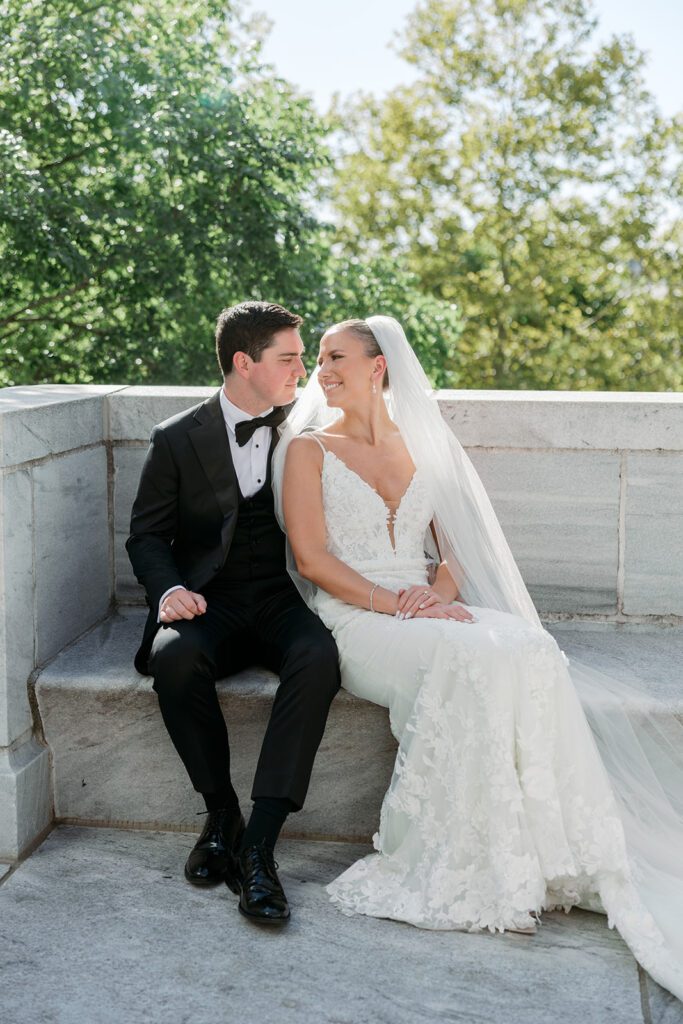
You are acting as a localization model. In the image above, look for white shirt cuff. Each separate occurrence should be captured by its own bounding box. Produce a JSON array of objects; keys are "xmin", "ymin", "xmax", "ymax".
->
[{"xmin": 158, "ymin": 585, "xmax": 187, "ymax": 622}]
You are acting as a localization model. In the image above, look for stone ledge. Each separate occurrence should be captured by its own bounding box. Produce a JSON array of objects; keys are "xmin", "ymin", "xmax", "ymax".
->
[
  {"xmin": 0, "ymin": 384, "xmax": 124, "ymax": 468},
  {"xmin": 107, "ymin": 386, "xmax": 213, "ymax": 442},
  {"xmin": 36, "ymin": 608, "xmax": 395, "ymax": 841},
  {"xmin": 441, "ymin": 389, "xmax": 683, "ymax": 451},
  {"xmin": 105, "ymin": 385, "xmax": 683, "ymax": 450},
  {"xmin": 35, "ymin": 608, "xmax": 683, "ymax": 842},
  {"xmin": 548, "ymin": 619, "xmax": 683, "ymax": 716}
]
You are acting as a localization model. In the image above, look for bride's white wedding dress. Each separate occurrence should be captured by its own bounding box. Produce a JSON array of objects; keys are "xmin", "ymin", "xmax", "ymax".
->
[{"xmin": 309, "ymin": 436, "xmax": 683, "ymax": 995}]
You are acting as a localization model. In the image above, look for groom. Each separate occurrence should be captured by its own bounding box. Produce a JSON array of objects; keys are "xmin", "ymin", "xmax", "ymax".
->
[{"xmin": 126, "ymin": 301, "xmax": 340, "ymax": 924}]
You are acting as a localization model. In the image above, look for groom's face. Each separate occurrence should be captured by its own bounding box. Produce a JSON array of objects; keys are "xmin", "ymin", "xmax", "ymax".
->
[{"xmin": 246, "ymin": 328, "xmax": 307, "ymax": 407}]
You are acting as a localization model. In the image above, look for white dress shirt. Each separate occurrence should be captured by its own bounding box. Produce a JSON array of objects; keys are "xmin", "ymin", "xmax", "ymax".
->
[
  {"xmin": 158, "ymin": 388, "xmax": 275, "ymax": 618},
  {"xmin": 219, "ymin": 388, "xmax": 273, "ymax": 497}
]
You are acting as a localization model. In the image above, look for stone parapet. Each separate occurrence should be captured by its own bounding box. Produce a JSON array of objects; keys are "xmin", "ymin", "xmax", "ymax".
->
[
  {"xmin": 106, "ymin": 387, "xmax": 683, "ymax": 618},
  {"xmin": 440, "ymin": 389, "xmax": 683, "ymax": 451}
]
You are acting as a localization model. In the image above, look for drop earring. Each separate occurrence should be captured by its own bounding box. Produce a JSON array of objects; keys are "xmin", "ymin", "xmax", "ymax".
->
[{"xmin": 371, "ymin": 379, "xmax": 377, "ymax": 395}]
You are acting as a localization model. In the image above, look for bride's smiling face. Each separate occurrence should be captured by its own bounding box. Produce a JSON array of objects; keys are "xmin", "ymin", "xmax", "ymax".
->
[{"xmin": 317, "ymin": 328, "xmax": 385, "ymax": 409}]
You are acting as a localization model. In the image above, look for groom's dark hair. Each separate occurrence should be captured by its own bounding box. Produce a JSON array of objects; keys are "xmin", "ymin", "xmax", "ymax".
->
[{"xmin": 215, "ymin": 301, "xmax": 303, "ymax": 376}]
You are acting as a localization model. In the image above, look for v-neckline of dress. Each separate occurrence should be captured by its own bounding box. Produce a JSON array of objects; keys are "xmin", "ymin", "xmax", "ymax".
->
[{"xmin": 323, "ymin": 449, "xmax": 418, "ymax": 553}]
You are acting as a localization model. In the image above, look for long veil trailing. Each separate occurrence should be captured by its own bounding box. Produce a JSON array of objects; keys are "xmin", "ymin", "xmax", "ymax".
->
[{"xmin": 272, "ymin": 315, "xmax": 683, "ymax": 999}]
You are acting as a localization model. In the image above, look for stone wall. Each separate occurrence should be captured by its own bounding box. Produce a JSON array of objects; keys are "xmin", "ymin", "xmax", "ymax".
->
[
  {"xmin": 111, "ymin": 388, "xmax": 683, "ymax": 618},
  {"xmin": 0, "ymin": 386, "xmax": 123, "ymax": 860},
  {"xmin": 442, "ymin": 391, "xmax": 683, "ymax": 618},
  {"xmin": 1, "ymin": 384, "xmax": 682, "ymax": 860}
]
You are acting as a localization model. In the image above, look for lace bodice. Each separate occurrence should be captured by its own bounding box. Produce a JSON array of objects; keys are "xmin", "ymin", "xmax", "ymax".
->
[{"xmin": 319, "ymin": 448, "xmax": 433, "ymax": 570}]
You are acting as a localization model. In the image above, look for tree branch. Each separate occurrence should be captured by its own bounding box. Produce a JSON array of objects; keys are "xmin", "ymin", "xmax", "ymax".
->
[
  {"xmin": 72, "ymin": 3, "xmax": 110, "ymax": 17},
  {"xmin": 0, "ymin": 317, "xmax": 109, "ymax": 344},
  {"xmin": 0, "ymin": 323, "xmax": 24, "ymax": 344},
  {"xmin": 38, "ymin": 148, "xmax": 90, "ymax": 172},
  {"xmin": 0, "ymin": 280, "xmax": 91, "ymax": 326}
]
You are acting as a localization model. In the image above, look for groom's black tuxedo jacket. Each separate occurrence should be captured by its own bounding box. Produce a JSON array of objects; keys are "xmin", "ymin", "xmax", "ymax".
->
[{"xmin": 126, "ymin": 389, "xmax": 288, "ymax": 676}]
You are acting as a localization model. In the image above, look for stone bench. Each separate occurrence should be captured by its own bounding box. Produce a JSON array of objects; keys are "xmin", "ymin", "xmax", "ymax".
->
[
  {"xmin": 35, "ymin": 609, "xmax": 394, "ymax": 840},
  {"xmin": 2, "ymin": 385, "xmax": 682, "ymax": 860},
  {"xmin": 35, "ymin": 607, "xmax": 683, "ymax": 840}
]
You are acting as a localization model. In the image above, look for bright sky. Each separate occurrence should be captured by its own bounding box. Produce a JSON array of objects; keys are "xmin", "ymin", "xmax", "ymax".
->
[{"xmin": 250, "ymin": 0, "xmax": 683, "ymax": 117}]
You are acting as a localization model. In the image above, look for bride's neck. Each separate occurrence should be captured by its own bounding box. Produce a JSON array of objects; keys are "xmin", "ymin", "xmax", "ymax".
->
[{"xmin": 337, "ymin": 402, "xmax": 396, "ymax": 446}]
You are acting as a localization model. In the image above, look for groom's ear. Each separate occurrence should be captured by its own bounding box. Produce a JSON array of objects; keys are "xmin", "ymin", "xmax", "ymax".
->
[{"xmin": 232, "ymin": 351, "xmax": 251, "ymax": 379}]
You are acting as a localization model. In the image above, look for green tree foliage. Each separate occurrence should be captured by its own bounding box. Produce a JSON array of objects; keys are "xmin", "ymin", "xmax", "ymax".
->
[
  {"xmin": 329, "ymin": 0, "xmax": 683, "ymax": 390},
  {"xmin": 0, "ymin": 0, "xmax": 330, "ymax": 385},
  {"xmin": 0, "ymin": 0, "xmax": 464, "ymax": 388}
]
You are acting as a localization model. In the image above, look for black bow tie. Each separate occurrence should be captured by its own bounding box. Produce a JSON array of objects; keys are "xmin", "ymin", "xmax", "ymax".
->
[{"xmin": 234, "ymin": 406, "xmax": 287, "ymax": 447}]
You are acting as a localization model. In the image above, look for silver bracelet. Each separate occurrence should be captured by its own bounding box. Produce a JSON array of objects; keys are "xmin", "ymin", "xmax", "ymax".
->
[{"xmin": 369, "ymin": 583, "xmax": 379, "ymax": 612}]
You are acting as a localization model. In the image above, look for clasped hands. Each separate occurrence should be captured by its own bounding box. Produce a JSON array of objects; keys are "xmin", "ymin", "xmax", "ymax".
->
[{"xmin": 395, "ymin": 585, "xmax": 476, "ymax": 623}]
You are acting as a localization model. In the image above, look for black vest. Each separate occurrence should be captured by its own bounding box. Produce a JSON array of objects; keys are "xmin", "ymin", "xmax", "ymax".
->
[{"xmin": 215, "ymin": 436, "xmax": 287, "ymax": 584}]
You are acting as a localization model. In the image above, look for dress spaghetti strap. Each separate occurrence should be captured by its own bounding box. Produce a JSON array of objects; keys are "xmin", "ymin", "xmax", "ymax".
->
[{"xmin": 306, "ymin": 432, "xmax": 329, "ymax": 454}]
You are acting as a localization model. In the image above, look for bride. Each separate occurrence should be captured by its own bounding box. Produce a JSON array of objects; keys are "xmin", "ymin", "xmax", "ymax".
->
[{"xmin": 272, "ymin": 315, "xmax": 683, "ymax": 1000}]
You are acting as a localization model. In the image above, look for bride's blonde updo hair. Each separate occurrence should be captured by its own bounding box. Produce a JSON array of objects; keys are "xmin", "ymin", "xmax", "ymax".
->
[{"xmin": 326, "ymin": 318, "xmax": 390, "ymax": 390}]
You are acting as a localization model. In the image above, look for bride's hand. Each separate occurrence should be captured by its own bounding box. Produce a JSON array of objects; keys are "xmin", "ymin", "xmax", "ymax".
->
[
  {"xmin": 414, "ymin": 602, "xmax": 476, "ymax": 622},
  {"xmin": 397, "ymin": 584, "xmax": 454, "ymax": 619}
]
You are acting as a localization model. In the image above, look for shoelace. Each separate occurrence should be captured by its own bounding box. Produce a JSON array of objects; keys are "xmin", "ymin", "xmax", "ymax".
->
[
  {"xmin": 195, "ymin": 808, "xmax": 234, "ymax": 844},
  {"xmin": 243, "ymin": 843, "xmax": 279, "ymax": 879}
]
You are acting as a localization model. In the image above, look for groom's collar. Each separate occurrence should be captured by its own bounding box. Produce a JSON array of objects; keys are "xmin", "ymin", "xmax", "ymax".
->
[{"xmin": 219, "ymin": 387, "xmax": 273, "ymax": 436}]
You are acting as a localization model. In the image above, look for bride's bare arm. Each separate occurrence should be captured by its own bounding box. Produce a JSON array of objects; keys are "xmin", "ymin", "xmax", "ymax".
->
[
  {"xmin": 431, "ymin": 562, "xmax": 460, "ymax": 603},
  {"xmin": 283, "ymin": 437, "xmax": 400, "ymax": 615}
]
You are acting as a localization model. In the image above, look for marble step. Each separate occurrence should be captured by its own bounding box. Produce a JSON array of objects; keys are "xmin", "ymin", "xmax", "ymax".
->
[{"xmin": 35, "ymin": 607, "xmax": 683, "ymax": 841}]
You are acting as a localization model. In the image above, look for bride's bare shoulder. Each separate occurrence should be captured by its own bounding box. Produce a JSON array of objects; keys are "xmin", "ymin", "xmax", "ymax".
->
[{"xmin": 286, "ymin": 433, "xmax": 326, "ymax": 469}]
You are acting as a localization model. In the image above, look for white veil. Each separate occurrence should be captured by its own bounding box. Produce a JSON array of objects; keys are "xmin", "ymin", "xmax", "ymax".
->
[{"xmin": 272, "ymin": 315, "xmax": 683, "ymax": 996}]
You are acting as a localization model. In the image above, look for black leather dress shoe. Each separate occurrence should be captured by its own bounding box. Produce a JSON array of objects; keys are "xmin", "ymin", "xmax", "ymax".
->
[
  {"xmin": 238, "ymin": 841, "xmax": 290, "ymax": 924},
  {"xmin": 184, "ymin": 809, "xmax": 245, "ymax": 892}
]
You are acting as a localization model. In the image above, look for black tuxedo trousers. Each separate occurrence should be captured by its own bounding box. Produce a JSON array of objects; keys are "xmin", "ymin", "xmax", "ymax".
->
[{"xmin": 150, "ymin": 571, "xmax": 340, "ymax": 808}]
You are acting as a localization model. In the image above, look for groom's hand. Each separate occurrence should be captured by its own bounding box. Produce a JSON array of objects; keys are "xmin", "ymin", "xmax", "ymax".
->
[{"xmin": 159, "ymin": 589, "xmax": 207, "ymax": 622}]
